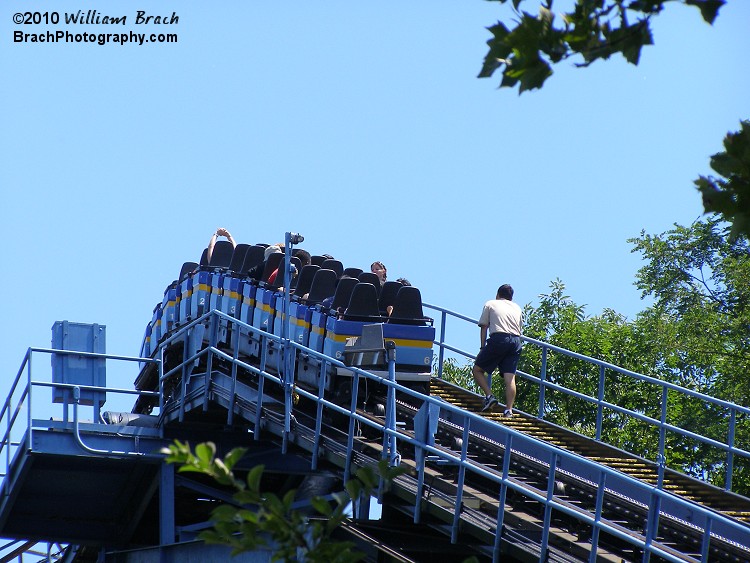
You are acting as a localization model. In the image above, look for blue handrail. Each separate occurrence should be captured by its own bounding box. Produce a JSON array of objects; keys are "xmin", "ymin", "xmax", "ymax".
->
[
  {"xmin": 424, "ymin": 301, "xmax": 750, "ymax": 492},
  {"xmin": 171, "ymin": 309, "xmax": 750, "ymax": 562},
  {"xmin": 0, "ymin": 347, "xmax": 160, "ymax": 479},
  {"xmin": 4, "ymin": 307, "xmax": 749, "ymax": 562}
]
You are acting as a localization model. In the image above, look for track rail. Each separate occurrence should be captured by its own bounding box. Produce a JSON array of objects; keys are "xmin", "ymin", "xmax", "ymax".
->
[
  {"xmin": 419, "ymin": 378, "xmax": 750, "ymax": 561},
  {"xmin": 135, "ymin": 308, "xmax": 750, "ymax": 562},
  {"xmin": 430, "ymin": 379, "xmax": 750, "ymax": 523},
  {"xmin": 174, "ymin": 361, "xmax": 750, "ymax": 562}
]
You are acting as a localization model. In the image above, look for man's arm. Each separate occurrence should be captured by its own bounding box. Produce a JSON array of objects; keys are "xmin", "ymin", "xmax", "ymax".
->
[
  {"xmin": 206, "ymin": 232, "xmax": 218, "ymax": 263},
  {"xmin": 207, "ymin": 228, "xmax": 236, "ymax": 263},
  {"xmin": 479, "ymin": 324, "xmax": 487, "ymax": 348}
]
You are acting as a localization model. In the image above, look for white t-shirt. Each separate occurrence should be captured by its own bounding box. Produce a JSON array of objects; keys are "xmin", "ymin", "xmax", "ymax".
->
[{"xmin": 478, "ymin": 299, "xmax": 523, "ymax": 336}]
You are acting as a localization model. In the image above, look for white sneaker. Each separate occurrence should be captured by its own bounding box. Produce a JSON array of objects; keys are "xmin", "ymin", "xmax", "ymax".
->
[{"xmin": 481, "ymin": 395, "xmax": 498, "ymax": 412}]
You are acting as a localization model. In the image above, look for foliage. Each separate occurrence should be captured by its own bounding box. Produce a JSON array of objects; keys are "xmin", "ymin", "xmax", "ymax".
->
[
  {"xmin": 518, "ymin": 279, "xmax": 664, "ymax": 454},
  {"xmin": 440, "ymin": 223, "xmax": 749, "ymax": 493},
  {"xmin": 479, "ymin": 0, "xmax": 725, "ymax": 93},
  {"xmin": 435, "ymin": 356, "xmax": 476, "ymax": 392},
  {"xmin": 629, "ymin": 217, "xmax": 750, "ymax": 402},
  {"xmin": 477, "ymin": 3, "xmax": 750, "ymax": 239},
  {"xmin": 629, "ymin": 218, "xmax": 750, "ymax": 491},
  {"xmin": 162, "ymin": 440, "xmax": 405, "ymax": 562},
  {"xmin": 695, "ymin": 120, "xmax": 750, "ymax": 240}
]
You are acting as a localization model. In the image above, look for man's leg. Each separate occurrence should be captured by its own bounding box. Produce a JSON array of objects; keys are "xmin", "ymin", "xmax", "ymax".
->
[
  {"xmin": 472, "ymin": 364, "xmax": 492, "ymax": 397},
  {"xmin": 503, "ymin": 372, "xmax": 516, "ymax": 412}
]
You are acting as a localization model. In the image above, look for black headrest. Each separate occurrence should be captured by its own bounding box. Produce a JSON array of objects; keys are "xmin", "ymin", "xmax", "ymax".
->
[
  {"xmin": 306, "ymin": 269, "xmax": 338, "ymax": 305},
  {"xmin": 272, "ymin": 256, "xmax": 302, "ymax": 289},
  {"xmin": 330, "ymin": 277, "xmax": 359, "ymax": 310},
  {"xmin": 179, "ymin": 262, "xmax": 199, "ymax": 281},
  {"xmin": 357, "ymin": 272, "xmax": 381, "ymax": 294},
  {"xmin": 259, "ymin": 252, "xmax": 284, "ymax": 283},
  {"xmin": 387, "ymin": 286, "xmax": 429, "ymax": 325},
  {"xmin": 379, "ymin": 280, "xmax": 403, "ymax": 313},
  {"xmin": 292, "ymin": 265, "xmax": 320, "ymax": 298},
  {"xmin": 209, "ymin": 240, "xmax": 235, "ymax": 269},
  {"xmin": 228, "ymin": 243, "xmax": 251, "ymax": 274},
  {"xmin": 320, "ymin": 259, "xmax": 343, "ymax": 278},
  {"xmin": 241, "ymin": 245, "xmax": 266, "ymax": 275},
  {"xmin": 343, "ymin": 283, "xmax": 382, "ymax": 321}
]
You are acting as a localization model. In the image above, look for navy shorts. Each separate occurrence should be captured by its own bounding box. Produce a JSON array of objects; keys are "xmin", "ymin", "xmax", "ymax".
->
[{"xmin": 474, "ymin": 332, "xmax": 522, "ymax": 375}]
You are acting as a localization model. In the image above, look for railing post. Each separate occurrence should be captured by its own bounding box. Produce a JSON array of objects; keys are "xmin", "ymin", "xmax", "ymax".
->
[
  {"xmin": 493, "ymin": 432, "xmax": 513, "ymax": 562},
  {"xmin": 540, "ymin": 452, "xmax": 559, "ymax": 560},
  {"xmin": 282, "ymin": 233, "xmax": 293, "ymax": 384},
  {"xmin": 178, "ymin": 336, "xmax": 187, "ymax": 423},
  {"xmin": 437, "ymin": 311, "xmax": 447, "ymax": 379},
  {"xmin": 644, "ymin": 486, "xmax": 662, "ymax": 562},
  {"xmin": 384, "ymin": 341, "xmax": 399, "ymax": 466},
  {"xmin": 311, "ymin": 358, "xmax": 328, "ymax": 472},
  {"xmin": 451, "ymin": 418, "xmax": 470, "ymax": 544},
  {"xmin": 658, "ymin": 386, "xmax": 668, "ymax": 488},
  {"xmin": 538, "ymin": 346, "xmax": 548, "ymax": 419},
  {"xmin": 227, "ymin": 332, "xmax": 240, "ymax": 426},
  {"xmin": 726, "ymin": 408, "xmax": 736, "ymax": 491},
  {"xmin": 158, "ymin": 348, "xmax": 165, "ymax": 439},
  {"xmin": 282, "ymin": 232, "xmax": 303, "ymax": 456},
  {"xmin": 345, "ymin": 371, "xmax": 361, "ymax": 484},
  {"xmin": 589, "ymin": 471, "xmax": 607, "ymax": 563},
  {"xmin": 596, "ymin": 364, "xmax": 605, "ymax": 441},
  {"xmin": 700, "ymin": 515, "xmax": 713, "ymax": 561},
  {"xmin": 27, "ymin": 351, "xmax": 34, "ymax": 441},
  {"xmin": 647, "ymin": 388, "xmax": 668, "ymax": 563},
  {"xmin": 254, "ymin": 363, "xmax": 265, "ymax": 441},
  {"xmin": 203, "ymin": 313, "xmax": 219, "ymax": 411}
]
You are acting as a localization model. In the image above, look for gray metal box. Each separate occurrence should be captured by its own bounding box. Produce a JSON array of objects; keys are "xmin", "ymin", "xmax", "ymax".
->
[{"xmin": 51, "ymin": 321, "xmax": 106, "ymax": 406}]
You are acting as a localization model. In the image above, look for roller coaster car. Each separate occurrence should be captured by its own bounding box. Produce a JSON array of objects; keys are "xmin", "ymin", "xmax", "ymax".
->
[
  {"xmin": 296, "ymin": 283, "xmax": 434, "ymax": 401},
  {"xmin": 137, "ymin": 251, "xmax": 435, "ymax": 414}
]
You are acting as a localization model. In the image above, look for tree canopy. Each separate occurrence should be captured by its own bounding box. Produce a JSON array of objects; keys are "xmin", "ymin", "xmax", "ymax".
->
[
  {"xmin": 478, "ymin": 1, "xmax": 750, "ymax": 239},
  {"xmin": 443, "ymin": 218, "xmax": 749, "ymax": 493},
  {"xmin": 479, "ymin": 0, "xmax": 725, "ymax": 93},
  {"xmin": 696, "ymin": 120, "xmax": 750, "ymax": 241},
  {"xmin": 629, "ymin": 217, "xmax": 750, "ymax": 404}
]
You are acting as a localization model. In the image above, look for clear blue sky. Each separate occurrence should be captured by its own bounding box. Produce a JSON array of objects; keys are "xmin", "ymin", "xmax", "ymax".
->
[{"xmin": 1, "ymin": 1, "xmax": 748, "ymax": 405}]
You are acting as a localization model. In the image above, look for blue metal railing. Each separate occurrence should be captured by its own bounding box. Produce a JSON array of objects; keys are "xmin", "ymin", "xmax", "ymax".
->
[
  {"xmin": 424, "ymin": 302, "xmax": 750, "ymax": 493},
  {"xmin": 0, "ymin": 538, "xmax": 67, "ymax": 562},
  {"xmin": 0, "ymin": 347, "xmax": 161, "ymax": 479},
  {"xmin": 157, "ymin": 309, "xmax": 750, "ymax": 562},
  {"xmin": 2, "ymin": 306, "xmax": 749, "ymax": 561}
]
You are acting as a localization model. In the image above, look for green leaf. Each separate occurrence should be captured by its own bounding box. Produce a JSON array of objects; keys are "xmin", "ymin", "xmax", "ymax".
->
[
  {"xmin": 478, "ymin": 23, "xmax": 513, "ymax": 79},
  {"xmin": 684, "ymin": 0, "xmax": 725, "ymax": 24},
  {"xmin": 698, "ymin": 121, "xmax": 750, "ymax": 240},
  {"xmin": 518, "ymin": 56, "xmax": 553, "ymax": 92},
  {"xmin": 609, "ymin": 21, "xmax": 653, "ymax": 65},
  {"xmin": 234, "ymin": 489, "xmax": 261, "ymax": 505},
  {"xmin": 263, "ymin": 492, "xmax": 285, "ymax": 515},
  {"xmin": 175, "ymin": 464, "xmax": 208, "ymax": 475},
  {"xmin": 247, "ymin": 464, "xmax": 265, "ymax": 492},
  {"xmin": 310, "ymin": 496, "xmax": 334, "ymax": 517},
  {"xmin": 355, "ymin": 466, "xmax": 377, "ymax": 490},
  {"xmin": 211, "ymin": 503, "xmax": 243, "ymax": 523},
  {"xmin": 223, "ymin": 447, "xmax": 247, "ymax": 471},
  {"xmin": 345, "ymin": 479, "xmax": 363, "ymax": 500},
  {"xmin": 282, "ymin": 489, "xmax": 296, "ymax": 511},
  {"xmin": 195, "ymin": 442, "xmax": 216, "ymax": 465},
  {"xmin": 382, "ymin": 462, "xmax": 407, "ymax": 482}
]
